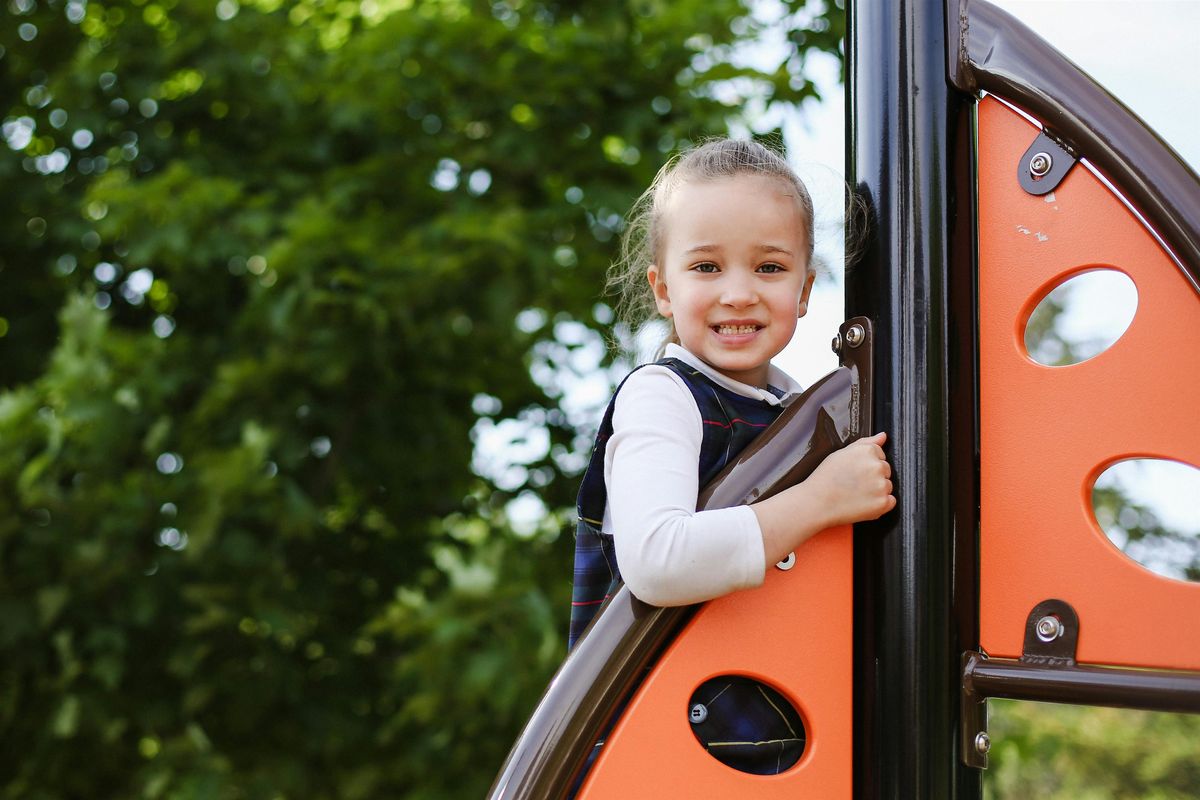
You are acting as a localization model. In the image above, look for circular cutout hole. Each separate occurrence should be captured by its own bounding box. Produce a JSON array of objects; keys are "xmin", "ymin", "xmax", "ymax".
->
[
  {"xmin": 1024, "ymin": 269, "xmax": 1137, "ymax": 366},
  {"xmin": 1092, "ymin": 459, "xmax": 1200, "ymax": 582},
  {"xmin": 687, "ymin": 675, "xmax": 806, "ymax": 775}
]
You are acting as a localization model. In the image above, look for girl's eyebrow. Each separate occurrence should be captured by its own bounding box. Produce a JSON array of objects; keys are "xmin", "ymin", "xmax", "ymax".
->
[{"xmin": 683, "ymin": 243, "xmax": 794, "ymax": 256}]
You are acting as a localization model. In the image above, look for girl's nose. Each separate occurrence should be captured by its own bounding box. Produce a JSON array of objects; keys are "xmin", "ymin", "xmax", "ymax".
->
[{"xmin": 720, "ymin": 273, "xmax": 759, "ymax": 306}]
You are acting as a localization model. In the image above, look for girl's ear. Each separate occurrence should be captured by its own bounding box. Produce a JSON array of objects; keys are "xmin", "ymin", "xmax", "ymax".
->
[
  {"xmin": 796, "ymin": 270, "xmax": 817, "ymax": 318},
  {"xmin": 648, "ymin": 264, "xmax": 673, "ymax": 317}
]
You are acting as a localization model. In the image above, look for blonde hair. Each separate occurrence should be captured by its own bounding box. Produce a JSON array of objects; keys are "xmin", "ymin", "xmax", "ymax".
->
[{"xmin": 607, "ymin": 138, "xmax": 815, "ymax": 353}]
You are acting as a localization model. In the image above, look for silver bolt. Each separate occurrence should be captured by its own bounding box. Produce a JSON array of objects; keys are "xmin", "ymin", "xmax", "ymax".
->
[
  {"xmin": 689, "ymin": 703, "xmax": 708, "ymax": 724},
  {"xmin": 776, "ymin": 551, "xmax": 796, "ymax": 571},
  {"xmin": 845, "ymin": 324, "xmax": 865, "ymax": 348},
  {"xmin": 831, "ymin": 334, "xmax": 842, "ymax": 354},
  {"xmin": 974, "ymin": 732, "xmax": 991, "ymax": 755},
  {"xmin": 1036, "ymin": 615, "xmax": 1064, "ymax": 642},
  {"xmin": 1029, "ymin": 152, "xmax": 1053, "ymax": 177}
]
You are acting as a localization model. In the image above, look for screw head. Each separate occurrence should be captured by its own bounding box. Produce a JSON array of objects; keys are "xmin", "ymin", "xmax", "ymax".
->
[
  {"xmin": 776, "ymin": 551, "xmax": 796, "ymax": 571},
  {"xmin": 845, "ymin": 324, "xmax": 865, "ymax": 348},
  {"xmin": 1029, "ymin": 152, "xmax": 1053, "ymax": 177},
  {"xmin": 1036, "ymin": 614, "xmax": 1064, "ymax": 642},
  {"xmin": 689, "ymin": 703, "xmax": 708, "ymax": 724},
  {"xmin": 974, "ymin": 732, "xmax": 991, "ymax": 755},
  {"xmin": 831, "ymin": 334, "xmax": 842, "ymax": 354}
]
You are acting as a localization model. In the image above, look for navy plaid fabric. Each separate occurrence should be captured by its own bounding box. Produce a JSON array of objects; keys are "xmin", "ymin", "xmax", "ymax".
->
[
  {"xmin": 569, "ymin": 358, "xmax": 797, "ymax": 775},
  {"xmin": 688, "ymin": 675, "xmax": 806, "ymax": 775}
]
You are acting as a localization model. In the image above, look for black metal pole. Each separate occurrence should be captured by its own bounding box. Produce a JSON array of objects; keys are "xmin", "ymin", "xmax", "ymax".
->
[{"xmin": 847, "ymin": 0, "xmax": 980, "ymax": 797}]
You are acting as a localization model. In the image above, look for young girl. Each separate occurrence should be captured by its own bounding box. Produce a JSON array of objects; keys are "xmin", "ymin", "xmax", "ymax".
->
[{"xmin": 569, "ymin": 138, "xmax": 895, "ymax": 774}]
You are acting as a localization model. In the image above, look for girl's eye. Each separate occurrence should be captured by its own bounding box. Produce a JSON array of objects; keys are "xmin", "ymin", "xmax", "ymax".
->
[
  {"xmin": 757, "ymin": 262, "xmax": 786, "ymax": 274},
  {"xmin": 692, "ymin": 262, "xmax": 719, "ymax": 273}
]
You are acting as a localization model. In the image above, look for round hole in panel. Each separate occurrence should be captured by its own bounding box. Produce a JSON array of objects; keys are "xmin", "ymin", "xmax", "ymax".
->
[
  {"xmin": 1023, "ymin": 269, "xmax": 1137, "ymax": 366},
  {"xmin": 687, "ymin": 675, "xmax": 806, "ymax": 775},
  {"xmin": 1091, "ymin": 459, "xmax": 1200, "ymax": 583}
]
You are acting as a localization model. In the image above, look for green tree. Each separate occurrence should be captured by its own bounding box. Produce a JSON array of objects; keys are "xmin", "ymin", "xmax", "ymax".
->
[
  {"xmin": 0, "ymin": 1, "xmax": 842, "ymax": 797},
  {"xmin": 985, "ymin": 701, "xmax": 1200, "ymax": 800}
]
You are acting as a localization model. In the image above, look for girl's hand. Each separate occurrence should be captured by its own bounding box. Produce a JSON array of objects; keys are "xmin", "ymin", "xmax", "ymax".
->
[
  {"xmin": 804, "ymin": 431, "xmax": 895, "ymax": 528},
  {"xmin": 752, "ymin": 431, "xmax": 895, "ymax": 565}
]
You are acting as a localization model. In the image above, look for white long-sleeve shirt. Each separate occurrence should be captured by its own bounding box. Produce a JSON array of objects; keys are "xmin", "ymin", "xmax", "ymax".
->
[{"xmin": 601, "ymin": 344, "xmax": 803, "ymax": 607}]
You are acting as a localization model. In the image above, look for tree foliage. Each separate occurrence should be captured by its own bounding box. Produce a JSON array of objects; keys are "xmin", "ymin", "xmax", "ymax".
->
[
  {"xmin": 0, "ymin": 0, "xmax": 842, "ymax": 797},
  {"xmin": 985, "ymin": 701, "xmax": 1200, "ymax": 800}
]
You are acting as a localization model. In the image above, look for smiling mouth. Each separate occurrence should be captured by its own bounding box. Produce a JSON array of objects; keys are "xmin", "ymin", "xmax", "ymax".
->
[{"xmin": 714, "ymin": 324, "xmax": 761, "ymax": 335}]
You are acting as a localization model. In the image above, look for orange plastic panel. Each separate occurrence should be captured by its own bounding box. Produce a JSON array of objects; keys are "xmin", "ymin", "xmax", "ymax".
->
[
  {"xmin": 578, "ymin": 527, "xmax": 852, "ymax": 798},
  {"xmin": 978, "ymin": 96, "xmax": 1200, "ymax": 670}
]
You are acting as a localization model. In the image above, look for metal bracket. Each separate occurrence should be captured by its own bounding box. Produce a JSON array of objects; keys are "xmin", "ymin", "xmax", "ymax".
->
[
  {"xmin": 1018, "ymin": 131, "xmax": 1077, "ymax": 195},
  {"xmin": 833, "ymin": 316, "xmax": 873, "ymax": 440},
  {"xmin": 960, "ymin": 651, "xmax": 990, "ymax": 769},
  {"xmin": 1020, "ymin": 598, "xmax": 1078, "ymax": 666}
]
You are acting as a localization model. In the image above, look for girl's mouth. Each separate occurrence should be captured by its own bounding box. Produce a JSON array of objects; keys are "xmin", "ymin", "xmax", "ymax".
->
[{"xmin": 714, "ymin": 324, "xmax": 761, "ymax": 335}]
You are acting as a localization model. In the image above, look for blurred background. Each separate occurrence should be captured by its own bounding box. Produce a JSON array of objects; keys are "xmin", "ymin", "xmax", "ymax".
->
[{"xmin": 1, "ymin": 0, "xmax": 1196, "ymax": 797}]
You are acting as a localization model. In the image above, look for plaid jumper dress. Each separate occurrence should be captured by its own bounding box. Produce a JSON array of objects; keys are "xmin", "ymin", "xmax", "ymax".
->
[{"xmin": 569, "ymin": 356, "xmax": 805, "ymax": 775}]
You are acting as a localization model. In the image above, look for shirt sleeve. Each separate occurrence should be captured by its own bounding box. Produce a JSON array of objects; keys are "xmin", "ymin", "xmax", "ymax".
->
[{"xmin": 603, "ymin": 365, "xmax": 768, "ymax": 607}]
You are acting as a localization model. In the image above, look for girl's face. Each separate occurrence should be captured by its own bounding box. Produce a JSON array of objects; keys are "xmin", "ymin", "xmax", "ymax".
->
[{"xmin": 647, "ymin": 173, "xmax": 815, "ymax": 387}]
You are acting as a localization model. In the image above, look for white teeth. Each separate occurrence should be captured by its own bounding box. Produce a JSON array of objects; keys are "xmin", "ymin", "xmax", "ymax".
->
[{"xmin": 717, "ymin": 324, "xmax": 758, "ymax": 335}]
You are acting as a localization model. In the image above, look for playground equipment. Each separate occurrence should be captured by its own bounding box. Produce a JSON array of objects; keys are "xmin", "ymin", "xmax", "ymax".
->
[{"xmin": 491, "ymin": 1, "xmax": 1200, "ymax": 796}]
